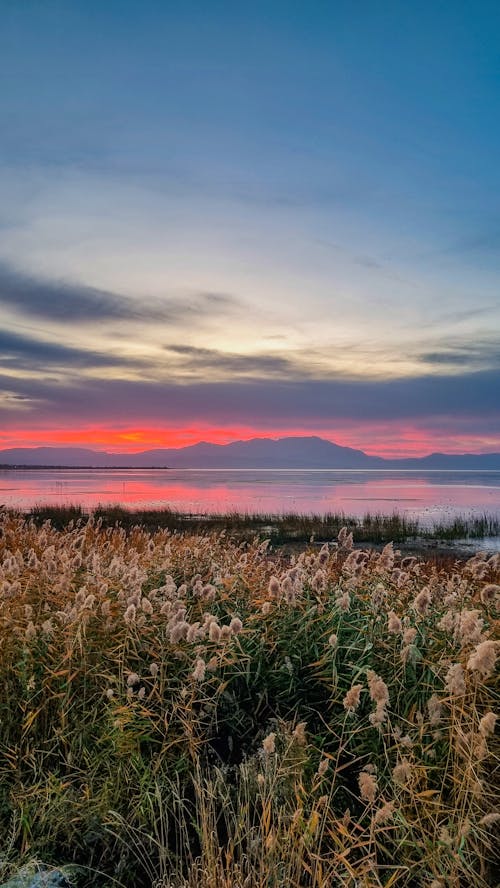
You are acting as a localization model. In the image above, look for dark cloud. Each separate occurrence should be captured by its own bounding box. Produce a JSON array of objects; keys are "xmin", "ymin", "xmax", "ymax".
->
[
  {"xmin": 1, "ymin": 368, "xmax": 499, "ymax": 429},
  {"xmin": 0, "ymin": 329, "xmax": 140, "ymax": 372},
  {"xmin": 164, "ymin": 344, "xmax": 303, "ymax": 376},
  {"xmin": 0, "ymin": 263, "xmax": 240, "ymax": 324},
  {"xmin": 418, "ymin": 339, "xmax": 500, "ymax": 369}
]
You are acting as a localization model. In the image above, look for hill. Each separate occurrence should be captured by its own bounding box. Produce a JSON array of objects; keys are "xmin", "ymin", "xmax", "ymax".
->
[{"xmin": 1, "ymin": 436, "xmax": 500, "ymax": 469}]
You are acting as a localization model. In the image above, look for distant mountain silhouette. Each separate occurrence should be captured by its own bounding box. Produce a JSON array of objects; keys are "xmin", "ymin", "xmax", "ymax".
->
[{"xmin": 1, "ymin": 436, "xmax": 500, "ymax": 469}]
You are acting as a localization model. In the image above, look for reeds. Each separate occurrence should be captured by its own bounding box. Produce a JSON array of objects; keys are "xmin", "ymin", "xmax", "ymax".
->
[
  {"xmin": 22, "ymin": 503, "xmax": 500, "ymax": 544},
  {"xmin": 0, "ymin": 512, "xmax": 498, "ymax": 887}
]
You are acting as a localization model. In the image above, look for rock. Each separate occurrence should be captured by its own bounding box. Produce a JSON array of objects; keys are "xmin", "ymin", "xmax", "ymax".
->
[{"xmin": 0, "ymin": 868, "xmax": 72, "ymax": 888}]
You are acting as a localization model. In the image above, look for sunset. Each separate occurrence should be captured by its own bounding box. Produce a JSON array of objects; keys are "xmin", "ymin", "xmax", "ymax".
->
[
  {"xmin": 1, "ymin": 2, "xmax": 500, "ymax": 457},
  {"xmin": 1, "ymin": 4, "xmax": 499, "ymax": 888}
]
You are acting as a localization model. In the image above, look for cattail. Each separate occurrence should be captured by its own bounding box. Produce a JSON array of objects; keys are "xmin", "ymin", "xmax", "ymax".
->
[
  {"xmin": 445, "ymin": 662, "xmax": 466, "ymax": 695},
  {"xmin": 137, "ymin": 686, "xmax": 146, "ymax": 700},
  {"xmin": 105, "ymin": 688, "xmax": 114, "ymax": 700},
  {"xmin": 209, "ymin": 621, "xmax": 221, "ymax": 642},
  {"xmin": 262, "ymin": 732, "xmax": 276, "ymax": 755},
  {"xmin": 141, "ymin": 597, "xmax": 153, "ymax": 615},
  {"xmin": 261, "ymin": 601, "xmax": 272, "ymax": 614},
  {"xmin": 358, "ymin": 770, "xmax": 378, "ymax": 803},
  {"xmin": 328, "ymin": 633, "xmax": 338, "ymax": 648},
  {"xmin": 220, "ymin": 625, "xmax": 232, "ymax": 641},
  {"xmin": 467, "ymin": 640, "xmax": 498, "ymax": 678},
  {"xmin": 478, "ymin": 711, "xmax": 497, "ymax": 737},
  {"xmin": 387, "ymin": 611, "xmax": 402, "ymax": 634},
  {"xmin": 192, "ymin": 658, "xmax": 206, "ymax": 681},
  {"xmin": 343, "ymin": 683, "xmax": 363, "ymax": 713},
  {"xmin": 293, "ymin": 722, "xmax": 307, "ymax": 745},
  {"xmin": 149, "ymin": 662, "xmax": 159, "ymax": 679}
]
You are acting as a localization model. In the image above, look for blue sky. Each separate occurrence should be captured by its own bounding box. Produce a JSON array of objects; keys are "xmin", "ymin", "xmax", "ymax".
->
[{"xmin": 0, "ymin": 0, "xmax": 499, "ymax": 454}]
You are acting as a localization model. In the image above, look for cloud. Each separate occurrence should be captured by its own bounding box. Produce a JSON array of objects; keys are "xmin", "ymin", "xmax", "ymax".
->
[
  {"xmin": 0, "ymin": 262, "xmax": 240, "ymax": 325},
  {"xmin": 417, "ymin": 338, "xmax": 500, "ymax": 369},
  {"xmin": 1, "ymin": 368, "xmax": 499, "ymax": 430},
  {"xmin": 164, "ymin": 344, "xmax": 304, "ymax": 376},
  {"xmin": 0, "ymin": 329, "xmax": 141, "ymax": 372}
]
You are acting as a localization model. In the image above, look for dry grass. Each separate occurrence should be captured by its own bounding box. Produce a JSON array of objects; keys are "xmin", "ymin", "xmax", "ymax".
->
[{"xmin": 0, "ymin": 512, "xmax": 498, "ymax": 887}]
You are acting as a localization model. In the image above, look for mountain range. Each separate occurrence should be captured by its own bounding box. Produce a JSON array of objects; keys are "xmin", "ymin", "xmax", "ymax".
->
[{"xmin": 1, "ymin": 437, "xmax": 500, "ymax": 469}]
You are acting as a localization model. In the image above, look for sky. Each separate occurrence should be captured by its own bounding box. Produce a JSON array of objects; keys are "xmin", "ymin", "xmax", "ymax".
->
[{"xmin": 1, "ymin": 0, "xmax": 499, "ymax": 457}]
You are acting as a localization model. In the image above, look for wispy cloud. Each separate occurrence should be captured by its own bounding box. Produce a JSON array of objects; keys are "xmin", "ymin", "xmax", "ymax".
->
[
  {"xmin": 164, "ymin": 344, "xmax": 306, "ymax": 377},
  {"xmin": 0, "ymin": 262, "xmax": 240, "ymax": 325},
  {"xmin": 0, "ymin": 329, "xmax": 136, "ymax": 371}
]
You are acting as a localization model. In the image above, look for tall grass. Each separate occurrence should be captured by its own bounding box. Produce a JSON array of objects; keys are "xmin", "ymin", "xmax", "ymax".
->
[
  {"xmin": 24, "ymin": 503, "xmax": 500, "ymax": 543},
  {"xmin": 0, "ymin": 512, "xmax": 498, "ymax": 886}
]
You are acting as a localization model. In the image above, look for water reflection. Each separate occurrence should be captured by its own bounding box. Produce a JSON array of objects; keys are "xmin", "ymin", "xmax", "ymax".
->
[{"xmin": 1, "ymin": 468, "xmax": 500, "ymax": 524}]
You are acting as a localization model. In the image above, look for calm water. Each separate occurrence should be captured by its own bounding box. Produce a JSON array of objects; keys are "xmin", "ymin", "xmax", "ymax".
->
[{"xmin": 1, "ymin": 468, "xmax": 500, "ymax": 526}]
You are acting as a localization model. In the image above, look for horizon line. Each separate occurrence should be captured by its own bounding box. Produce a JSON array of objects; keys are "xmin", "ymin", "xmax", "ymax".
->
[{"xmin": 1, "ymin": 434, "xmax": 500, "ymax": 462}]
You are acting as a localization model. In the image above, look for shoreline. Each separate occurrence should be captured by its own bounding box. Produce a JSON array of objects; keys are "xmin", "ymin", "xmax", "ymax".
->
[{"xmin": 4, "ymin": 503, "xmax": 500, "ymax": 555}]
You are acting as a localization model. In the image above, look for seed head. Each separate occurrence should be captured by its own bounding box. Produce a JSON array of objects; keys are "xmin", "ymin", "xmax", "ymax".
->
[
  {"xmin": 127, "ymin": 672, "xmax": 140, "ymax": 688},
  {"xmin": 358, "ymin": 770, "xmax": 378, "ymax": 803},
  {"xmin": 467, "ymin": 640, "xmax": 498, "ymax": 678},
  {"xmin": 192, "ymin": 658, "xmax": 206, "ymax": 681},
  {"xmin": 262, "ymin": 732, "xmax": 276, "ymax": 755},
  {"xmin": 387, "ymin": 611, "xmax": 402, "ymax": 634},
  {"xmin": 445, "ymin": 662, "xmax": 466, "ymax": 696},
  {"xmin": 343, "ymin": 683, "xmax": 363, "ymax": 714},
  {"xmin": 293, "ymin": 722, "xmax": 307, "ymax": 745},
  {"xmin": 478, "ymin": 711, "xmax": 497, "ymax": 737}
]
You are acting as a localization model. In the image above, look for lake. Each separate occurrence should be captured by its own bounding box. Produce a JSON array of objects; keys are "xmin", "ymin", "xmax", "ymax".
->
[{"xmin": 2, "ymin": 467, "xmax": 500, "ymax": 526}]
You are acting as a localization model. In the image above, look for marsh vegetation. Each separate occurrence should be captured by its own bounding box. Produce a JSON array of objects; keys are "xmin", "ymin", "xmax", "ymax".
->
[{"xmin": 0, "ymin": 512, "xmax": 498, "ymax": 886}]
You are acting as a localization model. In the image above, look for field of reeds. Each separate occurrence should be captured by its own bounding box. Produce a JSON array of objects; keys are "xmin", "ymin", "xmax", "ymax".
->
[
  {"xmin": 25, "ymin": 503, "xmax": 500, "ymax": 544},
  {"xmin": 0, "ymin": 511, "xmax": 498, "ymax": 887}
]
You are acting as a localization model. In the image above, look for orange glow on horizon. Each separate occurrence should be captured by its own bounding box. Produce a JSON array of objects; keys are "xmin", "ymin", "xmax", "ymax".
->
[{"xmin": 1, "ymin": 423, "xmax": 499, "ymax": 458}]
